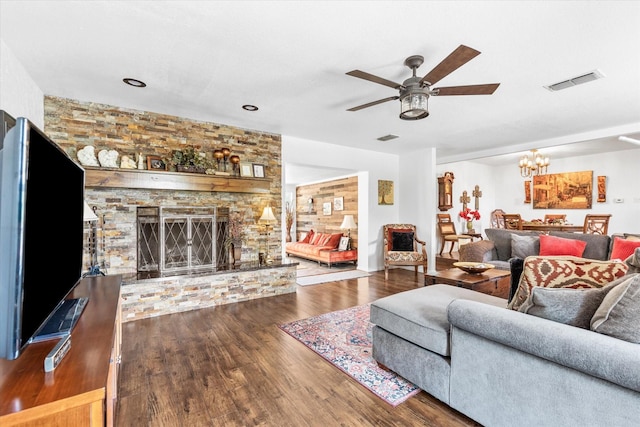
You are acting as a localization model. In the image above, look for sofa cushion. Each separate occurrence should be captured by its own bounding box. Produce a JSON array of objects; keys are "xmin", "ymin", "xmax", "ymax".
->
[
  {"xmin": 609, "ymin": 236, "xmax": 640, "ymax": 261},
  {"xmin": 507, "ymin": 256, "xmax": 629, "ymax": 311},
  {"xmin": 370, "ymin": 285, "xmax": 506, "ymax": 357},
  {"xmin": 511, "ymin": 233, "xmax": 540, "ymax": 259},
  {"xmin": 325, "ymin": 233, "xmax": 343, "ymax": 249},
  {"xmin": 539, "ymin": 234, "xmax": 587, "ymax": 257},
  {"xmin": 548, "ymin": 231, "xmax": 611, "ymax": 260},
  {"xmin": 309, "ymin": 231, "xmax": 324, "ymax": 245},
  {"xmin": 391, "ymin": 231, "xmax": 414, "ymax": 251},
  {"xmin": 626, "ymin": 247, "xmax": 640, "ymax": 274},
  {"xmin": 485, "ymin": 228, "xmax": 541, "ymax": 261},
  {"xmin": 459, "ymin": 239, "xmax": 495, "ymax": 263},
  {"xmin": 300, "ymin": 229, "xmax": 313, "ymax": 244},
  {"xmin": 518, "ymin": 276, "xmax": 627, "ymax": 328},
  {"xmin": 591, "ymin": 274, "xmax": 640, "ymax": 343}
]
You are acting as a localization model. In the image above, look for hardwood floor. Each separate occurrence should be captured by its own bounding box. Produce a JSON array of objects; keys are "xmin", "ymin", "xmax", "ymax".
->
[{"xmin": 116, "ymin": 269, "xmax": 481, "ymax": 427}]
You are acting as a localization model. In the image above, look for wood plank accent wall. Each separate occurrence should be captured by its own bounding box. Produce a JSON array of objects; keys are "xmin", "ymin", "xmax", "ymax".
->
[{"xmin": 295, "ymin": 176, "xmax": 358, "ymax": 249}]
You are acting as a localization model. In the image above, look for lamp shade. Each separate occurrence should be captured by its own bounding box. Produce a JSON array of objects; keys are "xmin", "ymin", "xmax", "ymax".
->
[
  {"xmin": 83, "ymin": 201, "xmax": 98, "ymax": 222},
  {"xmin": 340, "ymin": 215, "xmax": 357, "ymax": 230},
  {"xmin": 259, "ymin": 206, "xmax": 277, "ymax": 224}
]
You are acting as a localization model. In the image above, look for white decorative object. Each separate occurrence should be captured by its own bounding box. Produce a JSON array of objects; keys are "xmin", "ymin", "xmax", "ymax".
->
[
  {"xmin": 137, "ymin": 152, "xmax": 145, "ymax": 169},
  {"xmin": 98, "ymin": 149, "xmax": 119, "ymax": 168},
  {"xmin": 120, "ymin": 155, "xmax": 136, "ymax": 169},
  {"xmin": 77, "ymin": 146, "xmax": 100, "ymax": 166}
]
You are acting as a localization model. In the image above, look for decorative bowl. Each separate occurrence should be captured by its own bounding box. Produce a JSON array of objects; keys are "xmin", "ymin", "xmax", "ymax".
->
[{"xmin": 453, "ymin": 262, "xmax": 495, "ymax": 274}]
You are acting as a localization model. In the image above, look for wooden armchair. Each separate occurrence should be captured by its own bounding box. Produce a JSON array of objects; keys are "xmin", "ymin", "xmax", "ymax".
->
[
  {"xmin": 583, "ymin": 214, "xmax": 611, "ymax": 235},
  {"xmin": 436, "ymin": 214, "xmax": 471, "ymax": 255},
  {"xmin": 490, "ymin": 209, "xmax": 506, "ymax": 228},
  {"xmin": 383, "ymin": 224, "xmax": 428, "ymax": 280},
  {"xmin": 502, "ymin": 214, "xmax": 523, "ymax": 230}
]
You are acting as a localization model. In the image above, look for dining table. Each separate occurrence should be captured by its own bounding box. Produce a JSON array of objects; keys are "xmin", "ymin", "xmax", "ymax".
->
[{"xmin": 521, "ymin": 222, "xmax": 584, "ymax": 233}]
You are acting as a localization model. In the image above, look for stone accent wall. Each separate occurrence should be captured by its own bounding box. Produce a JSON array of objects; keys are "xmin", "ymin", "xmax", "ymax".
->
[
  {"xmin": 120, "ymin": 264, "xmax": 297, "ymax": 322},
  {"xmin": 43, "ymin": 96, "xmax": 282, "ymax": 280}
]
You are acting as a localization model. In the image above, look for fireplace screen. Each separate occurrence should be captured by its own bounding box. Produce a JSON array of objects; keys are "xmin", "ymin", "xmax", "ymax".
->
[{"xmin": 137, "ymin": 206, "xmax": 229, "ymax": 279}]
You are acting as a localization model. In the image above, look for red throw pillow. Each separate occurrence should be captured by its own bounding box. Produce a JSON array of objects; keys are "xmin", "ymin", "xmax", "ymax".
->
[
  {"xmin": 539, "ymin": 234, "xmax": 587, "ymax": 257},
  {"xmin": 325, "ymin": 233, "xmax": 343, "ymax": 249},
  {"xmin": 387, "ymin": 228, "xmax": 413, "ymax": 250},
  {"xmin": 610, "ymin": 236, "xmax": 640, "ymax": 260},
  {"xmin": 318, "ymin": 234, "xmax": 332, "ymax": 246},
  {"xmin": 300, "ymin": 229, "xmax": 313, "ymax": 244}
]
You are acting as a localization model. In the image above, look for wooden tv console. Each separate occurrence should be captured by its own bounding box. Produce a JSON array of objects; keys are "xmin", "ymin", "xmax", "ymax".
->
[{"xmin": 0, "ymin": 275, "xmax": 122, "ymax": 426}]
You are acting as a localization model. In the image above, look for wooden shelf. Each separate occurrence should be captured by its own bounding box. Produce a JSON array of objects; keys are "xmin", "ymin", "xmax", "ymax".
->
[{"xmin": 84, "ymin": 167, "xmax": 271, "ymax": 194}]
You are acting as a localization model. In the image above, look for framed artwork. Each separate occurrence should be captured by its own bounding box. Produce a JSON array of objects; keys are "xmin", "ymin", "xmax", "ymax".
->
[
  {"xmin": 252, "ymin": 163, "xmax": 265, "ymax": 178},
  {"xmin": 338, "ymin": 236, "xmax": 350, "ymax": 251},
  {"xmin": 323, "ymin": 202, "xmax": 332, "ymax": 215},
  {"xmin": 533, "ymin": 170, "xmax": 593, "ymax": 209},
  {"xmin": 147, "ymin": 156, "xmax": 167, "ymax": 171},
  {"xmin": 334, "ymin": 196, "xmax": 344, "ymax": 211},
  {"xmin": 378, "ymin": 180, "xmax": 394, "ymax": 205},
  {"xmin": 524, "ymin": 180, "xmax": 531, "ymax": 204},
  {"xmin": 240, "ymin": 162, "xmax": 253, "ymax": 177},
  {"xmin": 597, "ymin": 176, "xmax": 606, "ymax": 202}
]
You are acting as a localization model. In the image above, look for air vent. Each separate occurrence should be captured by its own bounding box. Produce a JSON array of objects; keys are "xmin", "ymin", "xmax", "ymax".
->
[
  {"xmin": 377, "ymin": 134, "xmax": 399, "ymax": 142},
  {"xmin": 544, "ymin": 69, "xmax": 605, "ymax": 92}
]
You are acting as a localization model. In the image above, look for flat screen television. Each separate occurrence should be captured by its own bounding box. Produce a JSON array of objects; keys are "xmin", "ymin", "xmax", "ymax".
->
[{"xmin": 0, "ymin": 114, "xmax": 86, "ymax": 360}]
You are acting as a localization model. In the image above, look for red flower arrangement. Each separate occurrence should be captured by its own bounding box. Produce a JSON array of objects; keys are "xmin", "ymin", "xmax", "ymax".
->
[{"xmin": 459, "ymin": 208, "xmax": 481, "ymax": 221}]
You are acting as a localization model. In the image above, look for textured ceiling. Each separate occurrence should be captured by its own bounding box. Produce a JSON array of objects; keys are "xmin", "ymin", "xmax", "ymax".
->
[{"xmin": 1, "ymin": 1, "xmax": 639, "ymax": 184}]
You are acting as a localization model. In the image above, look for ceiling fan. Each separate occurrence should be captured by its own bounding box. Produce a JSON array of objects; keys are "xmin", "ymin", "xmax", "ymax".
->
[{"xmin": 346, "ymin": 45, "xmax": 500, "ymax": 120}]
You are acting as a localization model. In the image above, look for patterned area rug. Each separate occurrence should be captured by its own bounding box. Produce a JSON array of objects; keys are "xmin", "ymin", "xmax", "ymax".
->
[{"xmin": 279, "ymin": 304, "xmax": 421, "ymax": 406}]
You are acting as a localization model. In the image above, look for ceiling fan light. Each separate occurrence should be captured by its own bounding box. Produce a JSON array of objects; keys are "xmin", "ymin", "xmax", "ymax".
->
[{"xmin": 400, "ymin": 93, "xmax": 429, "ymax": 120}]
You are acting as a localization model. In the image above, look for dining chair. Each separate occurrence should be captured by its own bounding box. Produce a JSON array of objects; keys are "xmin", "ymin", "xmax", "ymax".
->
[
  {"xmin": 543, "ymin": 214, "xmax": 566, "ymax": 223},
  {"xmin": 502, "ymin": 214, "xmax": 523, "ymax": 230},
  {"xmin": 583, "ymin": 214, "xmax": 611, "ymax": 235},
  {"xmin": 436, "ymin": 214, "xmax": 471, "ymax": 255},
  {"xmin": 490, "ymin": 209, "xmax": 506, "ymax": 228}
]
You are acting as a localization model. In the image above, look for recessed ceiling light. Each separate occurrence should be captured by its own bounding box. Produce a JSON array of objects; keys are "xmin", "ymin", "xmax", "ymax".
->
[
  {"xmin": 242, "ymin": 104, "xmax": 259, "ymax": 111},
  {"xmin": 123, "ymin": 78, "xmax": 146, "ymax": 88}
]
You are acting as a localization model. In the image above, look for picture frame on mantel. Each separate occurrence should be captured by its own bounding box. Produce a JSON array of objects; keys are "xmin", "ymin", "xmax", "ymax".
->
[
  {"xmin": 252, "ymin": 163, "xmax": 265, "ymax": 178},
  {"xmin": 240, "ymin": 162, "xmax": 253, "ymax": 177},
  {"xmin": 147, "ymin": 156, "xmax": 167, "ymax": 171}
]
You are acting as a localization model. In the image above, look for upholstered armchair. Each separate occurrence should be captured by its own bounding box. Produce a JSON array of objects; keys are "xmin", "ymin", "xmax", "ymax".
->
[{"xmin": 383, "ymin": 224, "xmax": 428, "ymax": 280}]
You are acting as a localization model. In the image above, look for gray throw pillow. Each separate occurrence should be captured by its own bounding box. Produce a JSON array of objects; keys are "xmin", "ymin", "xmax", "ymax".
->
[
  {"xmin": 511, "ymin": 234, "xmax": 540, "ymax": 259},
  {"xmin": 625, "ymin": 247, "xmax": 640, "ymax": 274},
  {"xmin": 518, "ymin": 277, "xmax": 624, "ymax": 328},
  {"xmin": 591, "ymin": 274, "xmax": 640, "ymax": 343}
]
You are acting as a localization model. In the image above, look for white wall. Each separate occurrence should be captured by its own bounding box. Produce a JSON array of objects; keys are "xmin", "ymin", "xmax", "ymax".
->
[
  {"xmin": 0, "ymin": 39, "xmax": 44, "ymax": 127},
  {"xmin": 439, "ymin": 149, "xmax": 640, "ymax": 236}
]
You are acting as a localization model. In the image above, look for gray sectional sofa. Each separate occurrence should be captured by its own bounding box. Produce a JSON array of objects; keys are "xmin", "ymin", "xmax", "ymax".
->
[{"xmin": 371, "ymin": 253, "xmax": 640, "ymax": 426}]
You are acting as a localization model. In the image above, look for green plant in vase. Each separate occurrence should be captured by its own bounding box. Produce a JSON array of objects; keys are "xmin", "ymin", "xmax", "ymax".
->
[{"xmin": 172, "ymin": 147, "xmax": 215, "ymax": 174}]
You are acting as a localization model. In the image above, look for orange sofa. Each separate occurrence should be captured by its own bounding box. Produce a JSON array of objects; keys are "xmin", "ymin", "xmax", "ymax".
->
[{"xmin": 285, "ymin": 230, "xmax": 357, "ymax": 267}]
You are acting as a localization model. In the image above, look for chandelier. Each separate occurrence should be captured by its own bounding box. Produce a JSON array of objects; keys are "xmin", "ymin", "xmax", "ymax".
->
[{"xmin": 519, "ymin": 149, "xmax": 550, "ymax": 177}]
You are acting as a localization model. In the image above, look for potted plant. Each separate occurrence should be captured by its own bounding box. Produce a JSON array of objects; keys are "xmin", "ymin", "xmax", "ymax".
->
[
  {"xmin": 224, "ymin": 211, "xmax": 246, "ymax": 264},
  {"xmin": 459, "ymin": 208, "xmax": 481, "ymax": 232},
  {"xmin": 172, "ymin": 147, "xmax": 214, "ymax": 174}
]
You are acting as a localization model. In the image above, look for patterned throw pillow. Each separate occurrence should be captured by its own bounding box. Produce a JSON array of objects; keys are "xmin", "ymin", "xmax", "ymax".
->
[{"xmin": 507, "ymin": 256, "xmax": 629, "ymax": 311}]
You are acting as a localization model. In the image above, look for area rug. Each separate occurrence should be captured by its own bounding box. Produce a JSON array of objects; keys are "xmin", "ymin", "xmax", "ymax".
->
[
  {"xmin": 295, "ymin": 258, "xmax": 356, "ymax": 278},
  {"xmin": 278, "ymin": 304, "xmax": 421, "ymax": 406},
  {"xmin": 297, "ymin": 269, "xmax": 370, "ymax": 286}
]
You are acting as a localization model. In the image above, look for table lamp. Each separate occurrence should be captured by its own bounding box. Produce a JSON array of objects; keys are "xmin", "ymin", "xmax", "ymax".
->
[
  {"xmin": 340, "ymin": 214, "xmax": 357, "ymax": 250},
  {"xmin": 259, "ymin": 205, "xmax": 277, "ymax": 264}
]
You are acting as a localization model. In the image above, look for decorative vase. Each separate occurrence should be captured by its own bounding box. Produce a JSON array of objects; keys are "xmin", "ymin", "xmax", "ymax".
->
[
  {"xmin": 466, "ymin": 221, "xmax": 474, "ymax": 232},
  {"xmin": 286, "ymin": 229, "xmax": 292, "ymax": 242},
  {"xmin": 232, "ymin": 243, "xmax": 242, "ymax": 265}
]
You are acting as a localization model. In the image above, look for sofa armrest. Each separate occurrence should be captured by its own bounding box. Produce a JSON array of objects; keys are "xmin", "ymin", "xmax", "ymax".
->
[
  {"xmin": 458, "ymin": 240, "xmax": 496, "ymax": 263},
  {"xmin": 448, "ymin": 300, "xmax": 640, "ymax": 392}
]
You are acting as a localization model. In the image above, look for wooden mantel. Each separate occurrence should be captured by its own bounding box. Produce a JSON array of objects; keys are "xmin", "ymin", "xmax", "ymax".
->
[{"xmin": 84, "ymin": 167, "xmax": 271, "ymax": 193}]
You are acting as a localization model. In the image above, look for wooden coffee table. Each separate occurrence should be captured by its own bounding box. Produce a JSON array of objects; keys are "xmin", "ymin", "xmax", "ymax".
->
[{"xmin": 424, "ymin": 268, "xmax": 511, "ymax": 299}]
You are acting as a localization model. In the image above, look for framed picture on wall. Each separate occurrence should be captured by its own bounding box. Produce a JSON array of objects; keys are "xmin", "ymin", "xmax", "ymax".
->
[
  {"xmin": 334, "ymin": 196, "xmax": 344, "ymax": 211},
  {"xmin": 323, "ymin": 202, "xmax": 332, "ymax": 215},
  {"xmin": 252, "ymin": 163, "xmax": 265, "ymax": 178}
]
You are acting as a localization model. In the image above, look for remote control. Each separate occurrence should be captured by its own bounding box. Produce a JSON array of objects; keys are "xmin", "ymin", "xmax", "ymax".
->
[{"xmin": 44, "ymin": 335, "xmax": 71, "ymax": 372}]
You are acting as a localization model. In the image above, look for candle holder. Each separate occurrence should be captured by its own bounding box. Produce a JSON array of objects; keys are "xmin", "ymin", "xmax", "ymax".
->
[
  {"xmin": 229, "ymin": 155, "xmax": 240, "ymax": 176},
  {"xmin": 221, "ymin": 147, "xmax": 231, "ymax": 171},
  {"xmin": 213, "ymin": 149, "xmax": 224, "ymax": 170}
]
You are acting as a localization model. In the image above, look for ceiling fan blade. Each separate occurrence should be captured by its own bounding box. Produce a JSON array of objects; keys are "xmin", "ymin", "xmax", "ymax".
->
[
  {"xmin": 347, "ymin": 96, "xmax": 399, "ymax": 112},
  {"xmin": 432, "ymin": 83, "xmax": 500, "ymax": 96},
  {"xmin": 346, "ymin": 70, "xmax": 403, "ymax": 89},
  {"xmin": 420, "ymin": 45, "xmax": 481, "ymax": 86}
]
